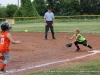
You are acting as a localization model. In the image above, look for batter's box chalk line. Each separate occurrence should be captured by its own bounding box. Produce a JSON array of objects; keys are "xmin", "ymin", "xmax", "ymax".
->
[{"xmin": 1, "ymin": 50, "xmax": 100, "ymax": 75}]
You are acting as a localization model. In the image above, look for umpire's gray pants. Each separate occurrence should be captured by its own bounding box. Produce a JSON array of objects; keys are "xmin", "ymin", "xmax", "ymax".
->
[{"xmin": 2, "ymin": 52, "xmax": 10, "ymax": 64}]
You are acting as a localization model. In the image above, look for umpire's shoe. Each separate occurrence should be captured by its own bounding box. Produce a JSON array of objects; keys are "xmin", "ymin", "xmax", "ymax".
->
[
  {"xmin": 52, "ymin": 36, "xmax": 56, "ymax": 39},
  {"xmin": 45, "ymin": 36, "xmax": 47, "ymax": 40},
  {"xmin": 45, "ymin": 38, "xmax": 47, "ymax": 40}
]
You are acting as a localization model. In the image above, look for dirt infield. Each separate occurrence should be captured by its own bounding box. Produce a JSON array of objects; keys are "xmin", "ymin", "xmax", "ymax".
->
[{"xmin": 1, "ymin": 32, "xmax": 100, "ymax": 75}]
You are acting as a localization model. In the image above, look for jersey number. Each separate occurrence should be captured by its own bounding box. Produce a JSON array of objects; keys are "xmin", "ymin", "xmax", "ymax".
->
[{"xmin": 0, "ymin": 38, "xmax": 4, "ymax": 44}]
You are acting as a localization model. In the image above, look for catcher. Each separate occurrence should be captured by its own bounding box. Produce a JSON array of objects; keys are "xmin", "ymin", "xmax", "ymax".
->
[{"xmin": 66, "ymin": 29, "xmax": 93, "ymax": 52}]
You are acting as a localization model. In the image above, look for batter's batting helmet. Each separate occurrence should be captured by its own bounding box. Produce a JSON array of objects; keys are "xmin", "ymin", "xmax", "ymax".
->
[
  {"xmin": 66, "ymin": 43, "xmax": 72, "ymax": 47},
  {"xmin": 1, "ymin": 22, "xmax": 12, "ymax": 31}
]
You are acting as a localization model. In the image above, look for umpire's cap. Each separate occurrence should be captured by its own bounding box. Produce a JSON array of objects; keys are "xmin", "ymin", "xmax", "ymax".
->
[
  {"xmin": 1, "ymin": 22, "xmax": 12, "ymax": 31},
  {"xmin": 48, "ymin": 7, "xmax": 52, "ymax": 10}
]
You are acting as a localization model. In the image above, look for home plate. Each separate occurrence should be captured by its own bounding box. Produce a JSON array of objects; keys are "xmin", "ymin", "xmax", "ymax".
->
[{"xmin": 88, "ymin": 50, "xmax": 100, "ymax": 53}]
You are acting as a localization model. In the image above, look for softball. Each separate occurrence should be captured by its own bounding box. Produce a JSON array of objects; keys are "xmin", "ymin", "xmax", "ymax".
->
[{"xmin": 25, "ymin": 30, "xmax": 28, "ymax": 32}]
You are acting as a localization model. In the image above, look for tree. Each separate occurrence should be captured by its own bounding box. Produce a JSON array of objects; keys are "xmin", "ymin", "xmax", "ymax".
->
[
  {"xmin": 46, "ymin": 0, "xmax": 81, "ymax": 16},
  {"xmin": 14, "ymin": 0, "xmax": 100, "ymax": 16},
  {"xmin": 0, "ymin": 4, "xmax": 6, "ymax": 18},
  {"xmin": 6, "ymin": 4, "xmax": 18, "ymax": 17},
  {"xmin": 64, "ymin": 0, "xmax": 81, "ymax": 15},
  {"xmin": 21, "ymin": 0, "xmax": 39, "ymax": 17},
  {"xmin": 33, "ymin": 0, "xmax": 47, "ymax": 16},
  {"xmin": 80, "ymin": 0, "xmax": 100, "ymax": 14},
  {"xmin": 98, "ymin": 0, "xmax": 100, "ymax": 14},
  {"xmin": 46, "ymin": 0, "xmax": 67, "ymax": 15},
  {"xmin": 14, "ymin": 7, "xmax": 24, "ymax": 17}
]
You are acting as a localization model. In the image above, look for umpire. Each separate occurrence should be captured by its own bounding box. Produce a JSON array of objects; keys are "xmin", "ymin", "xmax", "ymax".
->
[{"xmin": 44, "ymin": 7, "xmax": 56, "ymax": 40}]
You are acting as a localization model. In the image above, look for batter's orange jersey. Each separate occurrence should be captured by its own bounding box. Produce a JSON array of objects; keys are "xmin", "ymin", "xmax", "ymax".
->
[{"xmin": 0, "ymin": 31, "xmax": 10, "ymax": 53}]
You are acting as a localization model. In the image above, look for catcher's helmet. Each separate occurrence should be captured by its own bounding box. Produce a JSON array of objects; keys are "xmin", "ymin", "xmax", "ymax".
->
[{"xmin": 1, "ymin": 22, "xmax": 12, "ymax": 31}]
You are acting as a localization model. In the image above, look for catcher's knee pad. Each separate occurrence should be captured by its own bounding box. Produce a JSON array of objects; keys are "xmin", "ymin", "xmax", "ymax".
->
[
  {"xmin": 83, "ymin": 43, "xmax": 87, "ymax": 46},
  {"xmin": 74, "ymin": 41, "xmax": 78, "ymax": 45}
]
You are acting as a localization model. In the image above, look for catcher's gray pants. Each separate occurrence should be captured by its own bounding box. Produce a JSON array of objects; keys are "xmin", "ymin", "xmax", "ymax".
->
[{"xmin": 2, "ymin": 52, "xmax": 10, "ymax": 64}]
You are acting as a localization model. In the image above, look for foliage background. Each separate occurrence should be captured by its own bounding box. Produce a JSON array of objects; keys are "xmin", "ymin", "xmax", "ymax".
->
[{"xmin": 0, "ymin": 0, "xmax": 100, "ymax": 18}]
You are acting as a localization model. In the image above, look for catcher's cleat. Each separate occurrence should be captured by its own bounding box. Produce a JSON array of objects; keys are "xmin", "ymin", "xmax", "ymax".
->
[
  {"xmin": 90, "ymin": 48, "xmax": 93, "ymax": 51},
  {"xmin": 75, "ymin": 48, "xmax": 80, "ymax": 52}
]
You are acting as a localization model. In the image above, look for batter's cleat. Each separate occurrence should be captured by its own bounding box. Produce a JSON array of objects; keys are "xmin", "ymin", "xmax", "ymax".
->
[
  {"xmin": 75, "ymin": 49, "xmax": 80, "ymax": 52},
  {"xmin": 0, "ymin": 68, "xmax": 6, "ymax": 74}
]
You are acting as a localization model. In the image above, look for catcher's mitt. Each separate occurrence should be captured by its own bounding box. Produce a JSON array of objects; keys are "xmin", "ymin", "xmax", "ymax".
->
[{"xmin": 66, "ymin": 43, "xmax": 72, "ymax": 47}]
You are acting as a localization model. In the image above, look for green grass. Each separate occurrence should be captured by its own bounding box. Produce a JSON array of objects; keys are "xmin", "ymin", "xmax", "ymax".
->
[
  {"xmin": 14, "ymin": 18, "xmax": 100, "ymax": 24},
  {"xmin": 6, "ymin": 22, "xmax": 100, "ymax": 34},
  {"xmin": 24, "ymin": 59, "xmax": 100, "ymax": 75}
]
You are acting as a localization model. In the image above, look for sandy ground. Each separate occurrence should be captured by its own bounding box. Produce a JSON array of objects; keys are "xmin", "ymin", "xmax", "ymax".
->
[{"xmin": 0, "ymin": 32, "xmax": 100, "ymax": 75}]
